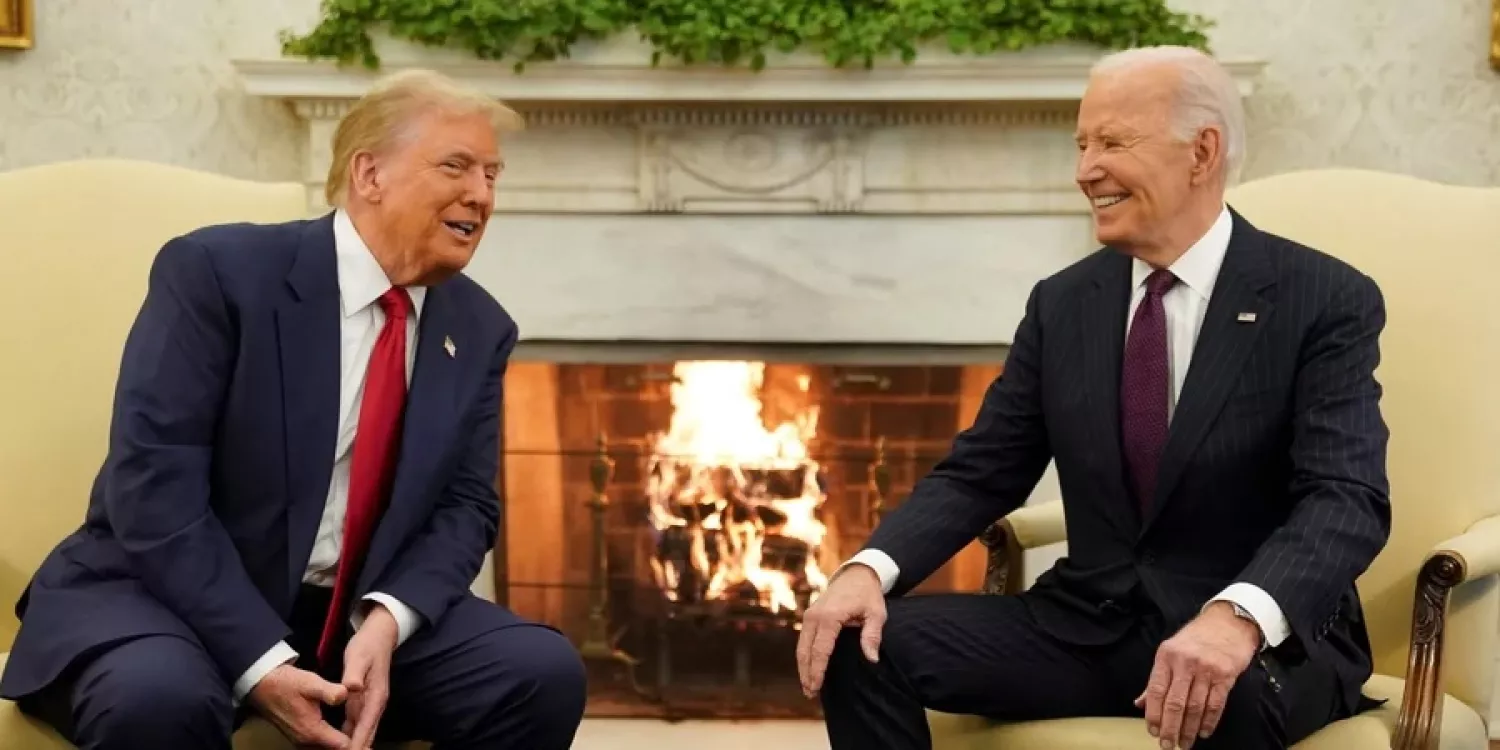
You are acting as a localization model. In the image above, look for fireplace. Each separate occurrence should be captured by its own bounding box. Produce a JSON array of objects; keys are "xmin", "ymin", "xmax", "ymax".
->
[
  {"xmin": 233, "ymin": 35, "xmax": 1264, "ymax": 722},
  {"xmin": 497, "ymin": 345, "xmax": 1002, "ymax": 718}
]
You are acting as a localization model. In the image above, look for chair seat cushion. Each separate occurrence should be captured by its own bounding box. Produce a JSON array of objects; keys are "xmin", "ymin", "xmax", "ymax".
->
[
  {"xmin": 0, "ymin": 694, "xmax": 70, "ymax": 750},
  {"xmin": 0, "ymin": 653, "xmax": 428, "ymax": 750},
  {"xmin": 927, "ymin": 674, "xmax": 1488, "ymax": 750}
]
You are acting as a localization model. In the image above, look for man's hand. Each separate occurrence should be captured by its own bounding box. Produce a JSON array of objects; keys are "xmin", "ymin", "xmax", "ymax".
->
[
  {"xmin": 796, "ymin": 564, "xmax": 886, "ymax": 699},
  {"xmin": 248, "ymin": 664, "xmax": 350, "ymax": 749},
  {"xmin": 1135, "ymin": 602, "xmax": 1261, "ymax": 750},
  {"xmin": 342, "ymin": 603, "xmax": 400, "ymax": 749}
]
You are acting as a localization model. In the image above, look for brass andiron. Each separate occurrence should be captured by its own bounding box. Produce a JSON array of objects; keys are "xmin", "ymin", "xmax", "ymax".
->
[
  {"xmin": 868, "ymin": 435, "xmax": 892, "ymax": 528},
  {"xmin": 578, "ymin": 434, "xmax": 648, "ymax": 695}
]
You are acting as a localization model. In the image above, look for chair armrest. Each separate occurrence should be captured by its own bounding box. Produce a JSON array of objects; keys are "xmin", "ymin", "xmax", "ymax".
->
[
  {"xmin": 1393, "ymin": 513, "xmax": 1500, "ymax": 750},
  {"xmin": 977, "ymin": 502, "xmax": 1068, "ymax": 595},
  {"xmin": 1002, "ymin": 502, "xmax": 1068, "ymax": 549}
]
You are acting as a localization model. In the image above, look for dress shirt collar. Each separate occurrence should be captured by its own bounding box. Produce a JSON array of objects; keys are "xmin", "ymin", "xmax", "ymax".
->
[
  {"xmin": 1131, "ymin": 204, "xmax": 1233, "ymax": 301},
  {"xmin": 333, "ymin": 209, "xmax": 428, "ymax": 320}
]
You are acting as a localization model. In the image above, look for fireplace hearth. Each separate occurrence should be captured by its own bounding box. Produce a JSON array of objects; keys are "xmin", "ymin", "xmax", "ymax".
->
[{"xmin": 497, "ymin": 353, "xmax": 1002, "ymax": 719}]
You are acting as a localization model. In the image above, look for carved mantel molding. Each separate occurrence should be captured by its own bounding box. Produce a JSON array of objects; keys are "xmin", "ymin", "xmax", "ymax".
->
[{"xmin": 234, "ymin": 39, "xmax": 1266, "ymax": 215}]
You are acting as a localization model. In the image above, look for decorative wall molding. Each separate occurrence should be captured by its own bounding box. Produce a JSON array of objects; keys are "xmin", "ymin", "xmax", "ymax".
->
[
  {"xmin": 234, "ymin": 40, "xmax": 1266, "ymax": 215},
  {"xmin": 638, "ymin": 122, "xmax": 866, "ymax": 214}
]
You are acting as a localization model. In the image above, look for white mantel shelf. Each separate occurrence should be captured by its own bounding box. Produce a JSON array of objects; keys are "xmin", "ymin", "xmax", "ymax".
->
[
  {"xmin": 235, "ymin": 38, "xmax": 1265, "ymax": 104},
  {"xmin": 233, "ymin": 56, "xmax": 1269, "ymax": 103}
]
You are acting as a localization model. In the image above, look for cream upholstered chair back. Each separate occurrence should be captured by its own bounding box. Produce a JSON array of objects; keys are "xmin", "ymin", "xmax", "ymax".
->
[
  {"xmin": 0, "ymin": 159, "xmax": 310, "ymax": 648},
  {"xmin": 1226, "ymin": 169, "xmax": 1500, "ymax": 723}
]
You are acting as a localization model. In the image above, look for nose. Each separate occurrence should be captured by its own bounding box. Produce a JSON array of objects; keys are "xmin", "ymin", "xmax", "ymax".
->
[
  {"xmin": 1075, "ymin": 145, "xmax": 1104, "ymax": 185},
  {"xmin": 461, "ymin": 168, "xmax": 493, "ymax": 212}
]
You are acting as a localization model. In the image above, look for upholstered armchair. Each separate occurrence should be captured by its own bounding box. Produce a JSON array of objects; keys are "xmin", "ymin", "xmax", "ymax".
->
[
  {"xmin": 929, "ymin": 168, "xmax": 1500, "ymax": 750},
  {"xmin": 0, "ymin": 160, "xmax": 429, "ymax": 749}
]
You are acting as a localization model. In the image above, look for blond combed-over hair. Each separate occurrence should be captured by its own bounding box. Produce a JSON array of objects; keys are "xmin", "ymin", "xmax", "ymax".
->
[{"xmin": 324, "ymin": 68, "xmax": 525, "ymax": 206}]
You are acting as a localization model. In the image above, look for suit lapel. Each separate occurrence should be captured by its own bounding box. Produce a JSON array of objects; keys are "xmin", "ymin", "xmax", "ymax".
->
[
  {"xmin": 277, "ymin": 215, "xmax": 342, "ymax": 602},
  {"xmin": 1079, "ymin": 252, "xmax": 1140, "ymax": 533},
  {"xmin": 357, "ymin": 284, "xmax": 464, "ymax": 593},
  {"xmin": 1143, "ymin": 212, "xmax": 1276, "ymax": 529}
]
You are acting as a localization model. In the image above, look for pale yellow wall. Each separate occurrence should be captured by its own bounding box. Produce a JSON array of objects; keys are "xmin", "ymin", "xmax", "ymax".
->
[{"xmin": 1, "ymin": 0, "xmax": 1498, "ymax": 185}]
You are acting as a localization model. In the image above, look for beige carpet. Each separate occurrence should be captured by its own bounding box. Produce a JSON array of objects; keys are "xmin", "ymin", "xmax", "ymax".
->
[{"xmin": 572, "ymin": 720, "xmax": 828, "ymax": 750}]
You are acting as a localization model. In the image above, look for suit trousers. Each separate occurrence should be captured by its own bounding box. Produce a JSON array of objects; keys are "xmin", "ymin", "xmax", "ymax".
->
[
  {"xmin": 18, "ymin": 586, "xmax": 587, "ymax": 750},
  {"xmin": 820, "ymin": 593, "xmax": 1348, "ymax": 750}
]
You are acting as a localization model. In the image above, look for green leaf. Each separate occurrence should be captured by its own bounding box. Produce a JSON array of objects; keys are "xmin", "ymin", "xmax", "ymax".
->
[{"xmin": 280, "ymin": 0, "xmax": 1213, "ymax": 71}]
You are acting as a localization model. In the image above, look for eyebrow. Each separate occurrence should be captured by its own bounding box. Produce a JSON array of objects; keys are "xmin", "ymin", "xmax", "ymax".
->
[
  {"xmin": 441, "ymin": 151, "xmax": 505, "ymax": 171},
  {"xmin": 1075, "ymin": 127, "xmax": 1137, "ymax": 141}
]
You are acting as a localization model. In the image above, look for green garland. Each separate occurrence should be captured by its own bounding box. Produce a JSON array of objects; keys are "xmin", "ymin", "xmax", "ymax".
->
[{"xmin": 280, "ymin": 0, "xmax": 1213, "ymax": 72}]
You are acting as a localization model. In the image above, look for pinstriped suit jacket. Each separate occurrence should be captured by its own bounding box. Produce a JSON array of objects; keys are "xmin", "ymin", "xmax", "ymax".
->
[{"xmin": 864, "ymin": 208, "xmax": 1390, "ymax": 713}]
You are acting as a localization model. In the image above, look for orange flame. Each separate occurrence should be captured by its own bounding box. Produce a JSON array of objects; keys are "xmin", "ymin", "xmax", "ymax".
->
[{"xmin": 645, "ymin": 361, "xmax": 829, "ymax": 614}]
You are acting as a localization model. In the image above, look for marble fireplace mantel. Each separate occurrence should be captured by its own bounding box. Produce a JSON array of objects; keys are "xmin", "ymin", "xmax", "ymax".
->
[{"xmin": 233, "ymin": 41, "xmax": 1266, "ymax": 346}]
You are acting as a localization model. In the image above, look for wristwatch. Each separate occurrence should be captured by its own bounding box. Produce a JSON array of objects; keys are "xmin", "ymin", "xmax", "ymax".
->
[{"xmin": 1226, "ymin": 601, "xmax": 1267, "ymax": 651}]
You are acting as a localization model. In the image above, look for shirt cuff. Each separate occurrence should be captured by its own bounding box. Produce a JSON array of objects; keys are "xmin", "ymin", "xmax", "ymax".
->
[
  {"xmin": 1209, "ymin": 582, "xmax": 1291, "ymax": 650},
  {"xmin": 233, "ymin": 640, "xmax": 298, "ymax": 705},
  {"xmin": 356, "ymin": 592, "xmax": 423, "ymax": 647},
  {"xmin": 839, "ymin": 549, "xmax": 900, "ymax": 595}
]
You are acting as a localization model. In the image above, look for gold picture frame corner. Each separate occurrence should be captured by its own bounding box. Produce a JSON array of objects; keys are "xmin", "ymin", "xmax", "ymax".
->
[
  {"xmin": 0, "ymin": 0, "xmax": 34, "ymax": 51},
  {"xmin": 1492, "ymin": 0, "xmax": 1500, "ymax": 71}
]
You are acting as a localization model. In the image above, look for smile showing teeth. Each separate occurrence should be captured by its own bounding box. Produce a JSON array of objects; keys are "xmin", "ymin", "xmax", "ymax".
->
[
  {"xmin": 444, "ymin": 220, "xmax": 477, "ymax": 238},
  {"xmin": 1093, "ymin": 194, "xmax": 1129, "ymax": 209}
]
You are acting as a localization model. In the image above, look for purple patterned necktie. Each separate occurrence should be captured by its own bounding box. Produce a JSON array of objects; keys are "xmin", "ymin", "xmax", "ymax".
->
[{"xmin": 1121, "ymin": 269, "xmax": 1177, "ymax": 511}]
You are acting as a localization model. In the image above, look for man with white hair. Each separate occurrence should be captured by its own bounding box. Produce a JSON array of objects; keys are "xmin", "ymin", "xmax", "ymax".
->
[
  {"xmin": 1, "ymin": 69, "xmax": 587, "ymax": 749},
  {"xmin": 797, "ymin": 46, "xmax": 1390, "ymax": 749}
]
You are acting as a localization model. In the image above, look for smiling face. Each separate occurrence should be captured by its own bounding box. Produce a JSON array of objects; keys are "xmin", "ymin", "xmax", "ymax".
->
[
  {"xmin": 347, "ymin": 108, "xmax": 503, "ymax": 286},
  {"xmin": 1075, "ymin": 63, "xmax": 1224, "ymax": 263}
]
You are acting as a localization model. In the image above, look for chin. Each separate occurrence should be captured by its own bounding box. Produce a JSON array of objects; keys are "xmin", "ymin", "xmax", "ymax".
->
[
  {"xmin": 1092, "ymin": 216, "xmax": 1136, "ymax": 248},
  {"xmin": 409, "ymin": 248, "xmax": 475, "ymax": 286},
  {"xmin": 1093, "ymin": 223, "xmax": 1122, "ymax": 247}
]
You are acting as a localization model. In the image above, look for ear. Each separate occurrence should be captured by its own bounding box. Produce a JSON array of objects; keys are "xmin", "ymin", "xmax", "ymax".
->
[
  {"xmin": 1190, "ymin": 126, "xmax": 1224, "ymax": 186},
  {"xmin": 348, "ymin": 151, "xmax": 384, "ymax": 204}
]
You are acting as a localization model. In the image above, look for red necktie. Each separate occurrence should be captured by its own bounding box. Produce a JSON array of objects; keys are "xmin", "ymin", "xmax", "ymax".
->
[
  {"xmin": 1120, "ymin": 269, "xmax": 1176, "ymax": 512},
  {"xmin": 318, "ymin": 287, "xmax": 411, "ymax": 665}
]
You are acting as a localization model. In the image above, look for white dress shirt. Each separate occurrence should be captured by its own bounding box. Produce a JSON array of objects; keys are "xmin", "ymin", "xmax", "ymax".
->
[
  {"xmin": 845, "ymin": 205, "xmax": 1291, "ymax": 649},
  {"xmin": 233, "ymin": 210, "xmax": 428, "ymax": 700}
]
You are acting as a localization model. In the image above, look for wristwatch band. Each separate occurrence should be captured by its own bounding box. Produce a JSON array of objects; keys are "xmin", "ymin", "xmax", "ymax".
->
[{"xmin": 1227, "ymin": 601, "xmax": 1267, "ymax": 650}]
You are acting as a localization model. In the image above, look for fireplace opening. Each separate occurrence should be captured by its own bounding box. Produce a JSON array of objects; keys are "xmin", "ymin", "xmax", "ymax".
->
[{"xmin": 496, "ymin": 347, "xmax": 1004, "ymax": 720}]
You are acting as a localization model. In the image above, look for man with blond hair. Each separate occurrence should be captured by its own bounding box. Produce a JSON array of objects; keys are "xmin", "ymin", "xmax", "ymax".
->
[
  {"xmin": 0, "ymin": 69, "xmax": 587, "ymax": 749},
  {"xmin": 798, "ymin": 46, "xmax": 1390, "ymax": 749}
]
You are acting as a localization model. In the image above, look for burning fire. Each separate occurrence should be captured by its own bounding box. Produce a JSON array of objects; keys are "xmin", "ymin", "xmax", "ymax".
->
[{"xmin": 645, "ymin": 361, "xmax": 829, "ymax": 615}]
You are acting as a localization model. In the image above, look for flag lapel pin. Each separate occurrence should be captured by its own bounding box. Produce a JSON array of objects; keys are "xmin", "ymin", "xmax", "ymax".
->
[
  {"xmin": 1236, "ymin": 312, "xmax": 1257, "ymax": 323},
  {"xmin": 443, "ymin": 336, "xmax": 456, "ymax": 358}
]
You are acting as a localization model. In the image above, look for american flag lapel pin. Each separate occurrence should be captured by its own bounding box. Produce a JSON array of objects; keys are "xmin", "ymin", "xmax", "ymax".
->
[
  {"xmin": 1237, "ymin": 312, "xmax": 1257, "ymax": 323},
  {"xmin": 443, "ymin": 335, "xmax": 456, "ymax": 358}
]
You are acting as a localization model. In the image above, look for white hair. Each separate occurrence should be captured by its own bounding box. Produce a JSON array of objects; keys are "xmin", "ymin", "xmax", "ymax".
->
[{"xmin": 1091, "ymin": 46, "xmax": 1247, "ymax": 184}]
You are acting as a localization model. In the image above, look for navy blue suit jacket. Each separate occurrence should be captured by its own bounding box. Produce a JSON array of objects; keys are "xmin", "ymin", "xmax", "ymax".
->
[
  {"xmin": 863, "ymin": 209, "xmax": 1391, "ymax": 716},
  {"xmin": 0, "ymin": 214, "xmax": 519, "ymax": 698}
]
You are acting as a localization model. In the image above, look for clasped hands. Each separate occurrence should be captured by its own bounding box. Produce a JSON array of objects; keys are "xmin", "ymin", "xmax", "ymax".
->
[
  {"xmin": 1136, "ymin": 601, "xmax": 1262, "ymax": 750},
  {"xmin": 248, "ymin": 604, "xmax": 401, "ymax": 750}
]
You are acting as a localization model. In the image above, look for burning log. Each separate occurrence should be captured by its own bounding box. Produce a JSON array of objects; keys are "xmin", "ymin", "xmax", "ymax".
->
[{"xmin": 644, "ymin": 362, "xmax": 831, "ymax": 618}]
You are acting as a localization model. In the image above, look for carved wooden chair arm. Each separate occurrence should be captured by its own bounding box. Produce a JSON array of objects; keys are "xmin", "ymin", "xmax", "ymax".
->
[
  {"xmin": 1394, "ymin": 513, "xmax": 1500, "ymax": 750},
  {"xmin": 978, "ymin": 502, "xmax": 1067, "ymax": 596}
]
